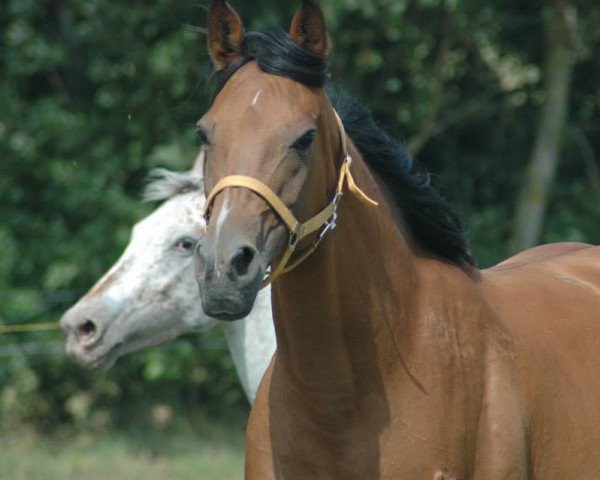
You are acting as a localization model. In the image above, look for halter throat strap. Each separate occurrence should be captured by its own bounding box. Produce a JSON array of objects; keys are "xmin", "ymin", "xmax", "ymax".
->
[{"xmin": 202, "ymin": 109, "xmax": 378, "ymax": 287}]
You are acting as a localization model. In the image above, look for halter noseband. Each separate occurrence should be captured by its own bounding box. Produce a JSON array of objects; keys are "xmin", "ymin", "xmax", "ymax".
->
[{"xmin": 202, "ymin": 110, "xmax": 378, "ymax": 287}]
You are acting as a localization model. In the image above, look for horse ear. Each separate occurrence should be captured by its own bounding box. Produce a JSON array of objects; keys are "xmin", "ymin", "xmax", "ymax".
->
[
  {"xmin": 289, "ymin": 0, "xmax": 329, "ymax": 59},
  {"xmin": 207, "ymin": 0, "xmax": 245, "ymax": 70}
]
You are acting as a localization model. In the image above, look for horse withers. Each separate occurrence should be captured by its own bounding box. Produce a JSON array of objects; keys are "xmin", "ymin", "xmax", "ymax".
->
[
  {"xmin": 60, "ymin": 152, "xmax": 275, "ymax": 403},
  {"xmin": 194, "ymin": 1, "xmax": 600, "ymax": 479}
]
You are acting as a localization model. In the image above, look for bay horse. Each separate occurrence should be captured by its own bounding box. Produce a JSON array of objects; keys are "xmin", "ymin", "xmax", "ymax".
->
[
  {"xmin": 194, "ymin": 1, "xmax": 600, "ymax": 478},
  {"xmin": 61, "ymin": 152, "xmax": 276, "ymax": 403}
]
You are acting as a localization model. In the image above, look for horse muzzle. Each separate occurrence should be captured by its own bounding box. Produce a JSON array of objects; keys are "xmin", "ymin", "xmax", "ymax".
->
[{"xmin": 194, "ymin": 239, "xmax": 264, "ymax": 321}]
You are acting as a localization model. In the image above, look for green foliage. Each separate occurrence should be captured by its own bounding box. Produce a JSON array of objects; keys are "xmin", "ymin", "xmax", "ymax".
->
[
  {"xmin": 1, "ymin": 0, "xmax": 598, "ymax": 432},
  {"xmin": 1, "ymin": 0, "xmax": 245, "ymax": 432}
]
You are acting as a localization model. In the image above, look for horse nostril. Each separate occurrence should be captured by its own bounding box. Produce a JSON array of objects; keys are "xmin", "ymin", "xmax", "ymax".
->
[
  {"xmin": 77, "ymin": 320, "xmax": 97, "ymax": 340},
  {"xmin": 230, "ymin": 246, "xmax": 256, "ymax": 278}
]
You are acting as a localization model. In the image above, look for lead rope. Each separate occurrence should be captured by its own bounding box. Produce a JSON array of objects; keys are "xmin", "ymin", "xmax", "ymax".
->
[{"xmin": 0, "ymin": 322, "xmax": 61, "ymax": 334}]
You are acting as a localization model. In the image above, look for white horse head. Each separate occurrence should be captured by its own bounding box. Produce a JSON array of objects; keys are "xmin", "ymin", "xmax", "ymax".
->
[{"xmin": 61, "ymin": 152, "xmax": 275, "ymax": 403}]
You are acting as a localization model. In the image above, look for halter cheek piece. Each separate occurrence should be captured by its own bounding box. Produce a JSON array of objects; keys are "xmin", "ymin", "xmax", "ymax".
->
[{"xmin": 202, "ymin": 110, "xmax": 378, "ymax": 288}]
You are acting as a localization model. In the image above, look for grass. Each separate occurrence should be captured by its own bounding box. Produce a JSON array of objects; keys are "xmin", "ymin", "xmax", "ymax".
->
[{"xmin": 0, "ymin": 418, "xmax": 246, "ymax": 480}]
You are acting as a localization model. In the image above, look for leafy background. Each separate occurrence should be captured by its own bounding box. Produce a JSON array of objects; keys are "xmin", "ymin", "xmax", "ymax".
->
[{"xmin": 1, "ymin": 0, "xmax": 599, "ymax": 467}]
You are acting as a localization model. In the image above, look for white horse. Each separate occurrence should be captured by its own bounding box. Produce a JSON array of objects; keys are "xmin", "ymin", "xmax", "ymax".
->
[{"xmin": 61, "ymin": 153, "xmax": 275, "ymax": 403}]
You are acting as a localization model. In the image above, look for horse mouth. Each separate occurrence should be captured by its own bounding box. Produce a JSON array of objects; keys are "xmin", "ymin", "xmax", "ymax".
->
[
  {"xmin": 202, "ymin": 299, "xmax": 253, "ymax": 321},
  {"xmin": 198, "ymin": 279, "xmax": 259, "ymax": 321},
  {"xmin": 67, "ymin": 340, "xmax": 123, "ymax": 369},
  {"xmin": 87, "ymin": 346, "xmax": 122, "ymax": 369}
]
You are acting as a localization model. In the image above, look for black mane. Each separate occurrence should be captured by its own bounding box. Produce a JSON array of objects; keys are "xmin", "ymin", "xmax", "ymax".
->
[
  {"xmin": 331, "ymin": 92, "xmax": 475, "ymax": 267},
  {"xmin": 212, "ymin": 29, "xmax": 475, "ymax": 267}
]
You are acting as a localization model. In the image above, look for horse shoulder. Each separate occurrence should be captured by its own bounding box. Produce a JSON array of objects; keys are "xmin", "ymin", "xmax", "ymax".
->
[{"xmin": 395, "ymin": 260, "xmax": 528, "ymax": 479}]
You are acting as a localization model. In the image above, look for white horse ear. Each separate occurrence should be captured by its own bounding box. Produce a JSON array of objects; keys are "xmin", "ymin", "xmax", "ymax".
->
[
  {"xmin": 289, "ymin": 0, "xmax": 329, "ymax": 59},
  {"xmin": 207, "ymin": 0, "xmax": 245, "ymax": 70}
]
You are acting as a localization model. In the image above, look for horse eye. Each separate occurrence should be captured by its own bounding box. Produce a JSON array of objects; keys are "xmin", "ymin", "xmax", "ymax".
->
[
  {"xmin": 197, "ymin": 129, "xmax": 210, "ymax": 146},
  {"xmin": 291, "ymin": 129, "xmax": 317, "ymax": 153},
  {"xmin": 174, "ymin": 236, "xmax": 197, "ymax": 254}
]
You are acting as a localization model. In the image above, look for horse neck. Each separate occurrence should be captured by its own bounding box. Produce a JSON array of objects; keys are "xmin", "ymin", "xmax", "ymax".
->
[
  {"xmin": 271, "ymin": 144, "xmax": 422, "ymax": 405},
  {"xmin": 221, "ymin": 287, "xmax": 276, "ymax": 404}
]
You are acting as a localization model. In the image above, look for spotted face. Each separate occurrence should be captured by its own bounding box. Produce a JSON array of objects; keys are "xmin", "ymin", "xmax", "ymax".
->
[{"xmin": 61, "ymin": 165, "xmax": 211, "ymax": 368}]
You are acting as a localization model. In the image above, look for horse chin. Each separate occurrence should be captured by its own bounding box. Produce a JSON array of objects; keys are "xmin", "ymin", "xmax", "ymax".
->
[
  {"xmin": 88, "ymin": 348, "xmax": 121, "ymax": 370},
  {"xmin": 207, "ymin": 309, "xmax": 251, "ymax": 322}
]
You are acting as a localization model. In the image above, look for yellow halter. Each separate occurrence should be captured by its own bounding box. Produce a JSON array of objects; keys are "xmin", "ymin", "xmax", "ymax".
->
[{"xmin": 202, "ymin": 110, "xmax": 378, "ymax": 287}]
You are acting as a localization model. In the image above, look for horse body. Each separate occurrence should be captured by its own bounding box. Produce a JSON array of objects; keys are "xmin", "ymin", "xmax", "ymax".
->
[
  {"xmin": 61, "ymin": 154, "xmax": 276, "ymax": 403},
  {"xmin": 245, "ymin": 143, "xmax": 532, "ymax": 480},
  {"xmin": 196, "ymin": 1, "xmax": 600, "ymax": 477},
  {"xmin": 247, "ymin": 151, "xmax": 600, "ymax": 479}
]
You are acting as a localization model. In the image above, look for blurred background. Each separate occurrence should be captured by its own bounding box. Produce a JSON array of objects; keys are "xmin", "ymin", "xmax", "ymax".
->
[{"xmin": 1, "ymin": 0, "xmax": 599, "ymax": 478}]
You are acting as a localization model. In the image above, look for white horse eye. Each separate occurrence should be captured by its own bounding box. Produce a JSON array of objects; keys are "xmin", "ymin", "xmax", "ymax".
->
[{"xmin": 174, "ymin": 236, "xmax": 197, "ymax": 254}]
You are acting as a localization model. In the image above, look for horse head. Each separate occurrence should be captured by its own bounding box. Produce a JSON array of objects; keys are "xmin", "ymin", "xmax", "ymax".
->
[
  {"xmin": 61, "ymin": 154, "xmax": 211, "ymax": 368},
  {"xmin": 195, "ymin": 0, "xmax": 347, "ymax": 320}
]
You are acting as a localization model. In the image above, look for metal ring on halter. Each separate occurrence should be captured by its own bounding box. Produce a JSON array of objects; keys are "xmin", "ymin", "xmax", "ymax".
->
[{"xmin": 315, "ymin": 212, "xmax": 337, "ymax": 247}]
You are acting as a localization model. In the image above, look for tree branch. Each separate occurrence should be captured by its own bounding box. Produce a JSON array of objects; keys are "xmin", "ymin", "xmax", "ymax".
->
[
  {"xmin": 509, "ymin": 1, "xmax": 578, "ymax": 253},
  {"xmin": 407, "ymin": 87, "xmax": 501, "ymax": 156}
]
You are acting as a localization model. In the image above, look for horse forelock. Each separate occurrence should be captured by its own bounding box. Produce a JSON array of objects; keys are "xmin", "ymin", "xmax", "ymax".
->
[{"xmin": 142, "ymin": 168, "xmax": 204, "ymax": 203}]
